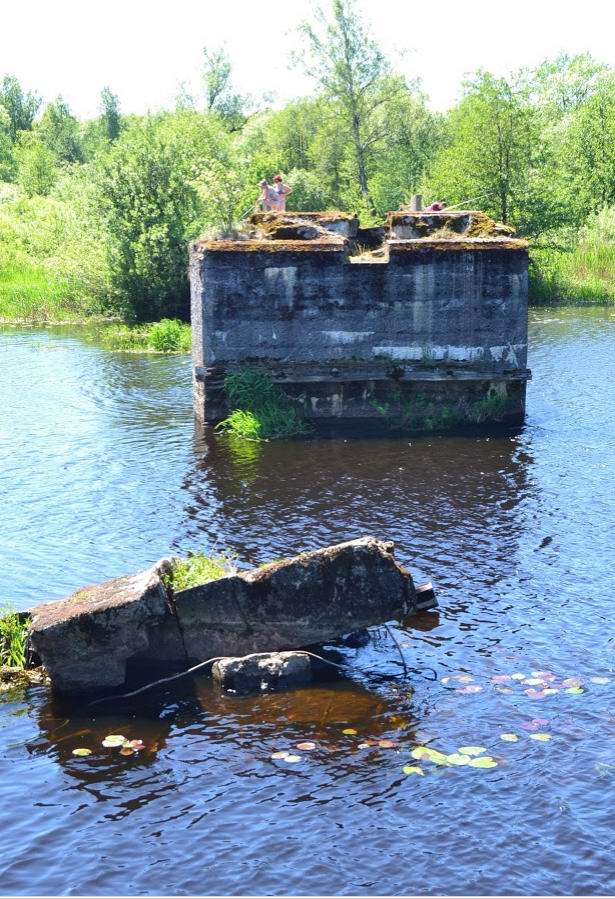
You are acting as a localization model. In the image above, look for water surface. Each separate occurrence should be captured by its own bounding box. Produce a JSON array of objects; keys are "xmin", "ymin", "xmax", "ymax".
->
[{"xmin": 0, "ymin": 310, "xmax": 614, "ymax": 895}]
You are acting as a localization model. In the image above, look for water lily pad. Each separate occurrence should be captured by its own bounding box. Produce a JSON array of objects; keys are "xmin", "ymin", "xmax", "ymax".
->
[
  {"xmin": 543, "ymin": 688, "xmax": 559, "ymax": 695},
  {"xmin": 283, "ymin": 754, "xmax": 302, "ymax": 763},
  {"xmin": 342, "ymin": 728, "xmax": 358, "ymax": 735},
  {"xmin": 271, "ymin": 751, "xmax": 289, "ymax": 760},
  {"xmin": 531, "ymin": 671, "xmax": 553, "ymax": 678},
  {"xmin": 500, "ymin": 733, "xmax": 519, "ymax": 742},
  {"xmin": 458, "ymin": 746, "xmax": 487, "ymax": 756},
  {"xmin": 491, "ymin": 675, "xmax": 512, "ymax": 683},
  {"xmin": 357, "ymin": 742, "xmax": 372, "ymax": 750},
  {"xmin": 590, "ymin": 676, "xmax": 611, "ymax": 685},
  {"xmin": 455, "ymin": 675, "xmax": 474, "ymax": 683},
  {"xmin": 524, "ymin": 677, "xmax": 546, "ymax": 685},
  {"xmin": 378, "ymin": 739, "xmax": 396, "ymax": 749},
  {"xmin": 446, "ymin": 753, "xmax": 472, "ymax": 765},
  {"xmin": 565, "ymin": 686, "xmax": 584, "ymax": 695},
  {"xmin": 495, "ymin": 686, "xmax": 513, "ymax": 694},
  {"xmin": 525, "ymin": 688, "xmax": 547, "ymax": 699},
  {"xmin": 562, "ymin": 677, "xmax": 583, "ymax": 688},
  {"xmin": 457, "ymin": 685, "xmax": 483, "ymax": 694},
  {"xmin": 72, "ymin": 747, "xmax": 92, "ymax": 757},
  {"xmin": 124, "ymin": 739, "xmax": 145, "ymax": 751},
  {"xmin": 120, "ymin": 747, "xmax": 134, "ymax": 756},
  {"xmin": 296, "ymin": 742, "xmax": 316, "ymax": 751},
  {"xmin": 529, "ymin": 732, "xmax": 551, "ymax": 741},
  {"xmin": 411, "ymin": 746, "xmax": 431, "ymax": 760},
  {"xmin": 102, "ymin": 734, "xmax": 126, "ymax": 748},
  {"xmin": 511, "ymin": 673, "xmax": 526, "ymax": 680},
  {"xmin": 402, "ymin": 765, "xmax": 424, "ymax": 776},
  {"xmin": 468, "ymin": 756, "xmax": 498, "ymax": 768}
]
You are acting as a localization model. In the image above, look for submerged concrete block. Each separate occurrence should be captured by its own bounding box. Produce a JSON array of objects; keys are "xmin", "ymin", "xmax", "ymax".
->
[{"xmin": 212, "ymin": 651, "xmax": 312, "ymax": 694}]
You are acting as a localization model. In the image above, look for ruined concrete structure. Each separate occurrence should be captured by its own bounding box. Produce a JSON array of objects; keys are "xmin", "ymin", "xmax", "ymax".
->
[{"xmin": 190, "ymin": 209, "xmax": 531, "ymax": 431}]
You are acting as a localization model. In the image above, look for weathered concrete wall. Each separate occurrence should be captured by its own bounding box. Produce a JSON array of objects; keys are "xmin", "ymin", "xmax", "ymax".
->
[{"xmin": 190, "ymin": 233, "xmax": 530, "ymax": 428}]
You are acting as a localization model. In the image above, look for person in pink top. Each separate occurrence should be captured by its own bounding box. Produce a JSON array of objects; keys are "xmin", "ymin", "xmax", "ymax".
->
[{"xmin": 270, "ymin": 174, "xmax": 292, "ymax": 211}]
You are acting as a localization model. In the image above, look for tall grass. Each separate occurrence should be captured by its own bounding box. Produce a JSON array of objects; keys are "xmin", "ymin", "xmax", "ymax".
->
[
  {"xmin": 100, "ymin": 319, "xmax": 191, "ymax": 353},
  {"xmin": 530, "ymin": 244, "xmax": 615, "ymax": 306},
  {"xmin": 216, "ymin": 370, "xmax": 312, "ymax": 440},
  {"xmin": 0, "ymin": 261, "xmax": 102, "ymax": 322},
  {"xmin": 0, "ymin": 607, "xmax": 28, "ymax": 669}
]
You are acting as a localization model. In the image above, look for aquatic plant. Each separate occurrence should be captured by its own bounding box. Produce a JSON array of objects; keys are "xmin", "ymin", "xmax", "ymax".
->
[
  {"xmin": 217, "ymin": 370, "xmax": 312, "ymax": 440},
  {"xmin": 471, "ymin": 393, "xmax": 511, "ymax": 423},
  {"xmin": 162, "ymin": 552, "xmax": 230, "ymax": 592},
  {"xmin": 0, "ymin": 606, "xmax": 28, "ymax": 669},
  {"xmin": 100, "ymin": 318, "xmax": 191, "ymax": 353},
  {"xmin": 371, "ymin": 392, "xmax": 465, "ymax": 433}
]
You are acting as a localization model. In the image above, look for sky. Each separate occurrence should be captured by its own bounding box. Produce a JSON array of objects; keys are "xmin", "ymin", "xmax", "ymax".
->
[{"xmin": 2, "ymin": 0, "xmax": 615, "ymax": 118}]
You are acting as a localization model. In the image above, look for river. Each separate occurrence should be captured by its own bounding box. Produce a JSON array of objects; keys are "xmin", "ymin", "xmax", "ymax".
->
[{"xmin": 0, "ymin": 309, "xmax": 614, "ymax": 895}]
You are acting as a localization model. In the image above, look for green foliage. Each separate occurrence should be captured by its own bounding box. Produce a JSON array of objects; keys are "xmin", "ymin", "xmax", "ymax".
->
[
  {"xmin": 95, "ymin": 116, "xmax": 205, "ymax": 321},
  {"xmin": 14, "ymin": 134, "xmax": 58, "ymax": 197},
  {"xmin": 529, "ymin": 245, "xmax": 615, "ymax": 306},
  {"xmin": 37, "ymin": 97, "xmax": 83, "ymax": 163},
  {"xmin": 0, "ymin": 75, "xmax": 41, "ymax": 141},
  {"xmin": 471, "ymin": 393, "xmax": 511, "ymax": 423},
  {"xmin": 217, "ymin": 369, "xmax": 312, "ymax": 440},
  {"xmin": 100, "ymin": 87, "xmax": 122, "ymax": 142},
  {"xmin": 162, "ymin": 552, "xmax": 229, "ymax": 591},
  {"xmin": 100, "ymin": 318, "xmax": 191, "ymax": 352},
  {"xmin": 0, "ymin": 607, "xmax": 28, "ymax": 669}
]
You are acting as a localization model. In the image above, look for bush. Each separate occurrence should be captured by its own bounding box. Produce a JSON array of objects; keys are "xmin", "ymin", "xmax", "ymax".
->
[
  {"xmin": 100, "ymin": 319, "xmax": 191, "ymax": 353},
  {"xmin": 216, "ymin": 369, "xmax": 312, "ymax": 440}
]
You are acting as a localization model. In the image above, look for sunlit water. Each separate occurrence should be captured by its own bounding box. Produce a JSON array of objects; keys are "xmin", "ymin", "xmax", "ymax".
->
[{"xmin": 0, "ymin": 310, "xmax": 614, "ymax": 896}]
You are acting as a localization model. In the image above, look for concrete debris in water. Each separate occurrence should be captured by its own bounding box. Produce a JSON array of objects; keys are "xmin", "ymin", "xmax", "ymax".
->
[
  {"xmin": 28, "ymin": 537, "xmax": 423, "ymax": 694},
  {"xmin": 212, "ymin": 651, "xmax": 312, "ymax": 694}
]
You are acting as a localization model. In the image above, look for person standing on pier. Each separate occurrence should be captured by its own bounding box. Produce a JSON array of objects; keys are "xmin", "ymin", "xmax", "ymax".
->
[{"xmin": 270, "ymin": 175, "xmax": 292, "ymax": 212}]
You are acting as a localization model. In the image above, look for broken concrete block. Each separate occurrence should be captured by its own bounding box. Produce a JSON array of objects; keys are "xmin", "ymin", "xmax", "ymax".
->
[
  {"xmin": 28, "ymin": 561, "xmax": 183, "ymax": 693},
  {"xmin": 212, "ymin": 651, "xmax": 312, "ymax": 694},
  {"xmin": 174, "ymin": 537, "xmax": 414, "ymax": 662},
  {"xmin": 27, "ymin": 537, "xmax": 418, "ymax": 694}
]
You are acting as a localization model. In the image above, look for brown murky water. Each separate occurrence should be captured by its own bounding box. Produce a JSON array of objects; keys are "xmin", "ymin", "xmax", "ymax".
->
[{"xmin": 1, "ymin": 310, "xmax": 614, "ymax": 895}]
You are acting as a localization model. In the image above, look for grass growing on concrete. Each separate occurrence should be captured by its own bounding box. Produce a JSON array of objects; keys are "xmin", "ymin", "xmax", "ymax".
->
[
  {"xmin": 216, "ymin": 370, "xmax": 312, "ymax": 440},
  {"xmin": 100, "ymin": 319, "xmax": 191, "ymax": 353},
  {"xmin": 162, "ymin": 553, "xmax": 229, "ymax": 592},
  {"xmin": 0, "ymin": 606, "xmax": 28, "ymax": 669}
]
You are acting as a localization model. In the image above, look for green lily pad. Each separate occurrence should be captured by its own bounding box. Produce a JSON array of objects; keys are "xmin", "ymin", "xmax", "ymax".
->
[
  {"xmin": 500, "ymin": 733, "xmax": 519, "ymax": 742},
  {"xmin": 72, "ymin": 747, "xmax": 92, "ymax": 757},
  {"xmin": 283, "ymin": 754, "xmax": 302, "ymax": 763},
  {"xmin": 529, "ymin": 732, "xmax": 551, "ymax": 741},
  {"xmin": 511, "ymin": 673, "xmax": 526, "ymax": 680},
  {"xmin": 565, "ymin": 686, "xmax": 584, "ymax": 695},
  {"xmin": 468, "ymin": 756, "xmax": 498, "ymax": 768},
  {"xmin": 271, "ymin": 750, "xmax": 289, "ymax": 760},
  {"xmin": 411, "ymin": 746, "xmax": 431, "ymax": 760},
  {"xmin": 446, "ymin": 753, "xmax": 472, "ymax": 765},
  {"xmin": 402, "ymin": 765, "xmax": 424, "ymax": 776},
  {"xmin": 458, "ymin": 745, "xmax": 487, "ymax": 756},
  {"xmin": 342, "ymin": 728, "xmax": 358, "ymax": 735}
]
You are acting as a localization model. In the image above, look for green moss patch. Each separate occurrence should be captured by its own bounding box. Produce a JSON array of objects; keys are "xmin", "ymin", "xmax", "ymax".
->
[{"xmin": 162, "ymin": 553, "xmax": 229, "ymax": 592}]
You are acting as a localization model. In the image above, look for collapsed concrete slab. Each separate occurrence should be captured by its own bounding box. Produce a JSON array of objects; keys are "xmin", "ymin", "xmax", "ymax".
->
[{"xmin": 28, "ymin": 537, "xmax": 421, "ymax": 695}]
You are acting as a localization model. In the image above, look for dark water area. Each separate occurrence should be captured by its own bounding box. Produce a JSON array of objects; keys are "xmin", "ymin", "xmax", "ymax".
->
[{"xmin": 0, "ymin": 310, "xmax": 614, "ymax": 896}]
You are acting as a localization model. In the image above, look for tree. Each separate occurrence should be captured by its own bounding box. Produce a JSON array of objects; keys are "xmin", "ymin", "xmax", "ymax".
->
[
  {"xmin": 564, "ymin": 76, "xmax": 615, "ymax": 210},
  {"xmin": 202, "ymin": 47, "xmax": 246, "ymax": 130},
  {"xmin": 0, "ymin": 106, "xmax": 15, "ymax": 180},
  {"xmin": 38, "ymin": 97, "xmax": 83, "ymax": 163},
  {"xmin": 100, "ymin": 87, "xmax": 122, "ymax": 141},
  {"xmin": 427, "ymin": 71, "xmax": 566, "ymax": 236},
  {"xmin": 14, "ymin": 134, "xmax": 58, "ymax": 196},
  {"xmin": 0, "ymin": 75, "xmax": 41, "ymax": 141},
  {"xmin": 298, "ymin": 0, "xmax": 405, "ymax": 209},
  {"xmin": 95, "ymin": 117, "xmax": 204, "ymax": 320}
]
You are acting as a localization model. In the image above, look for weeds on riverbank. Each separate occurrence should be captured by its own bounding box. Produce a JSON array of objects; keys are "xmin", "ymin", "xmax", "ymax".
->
[
  {"xmin": 100, "ymin": 319, "xmax": 191, "ymax": 353},
  {"xmin": 162, "ymin": 553, "xmax": 230, "ymax": 592},
  {"xmin": 0, "ymin": 262, "xmax": 102, "ymax": 322},
  {"xmin": 530, "ymin": 245, "xmax": 615, "ymax": 306},
  {"xmin": 216, "ymin": 370, "xmax": 312, "ymax": 440},
  {"xmin": 0, "ymin": 607, "xmax": 28, "ymax": 669}
]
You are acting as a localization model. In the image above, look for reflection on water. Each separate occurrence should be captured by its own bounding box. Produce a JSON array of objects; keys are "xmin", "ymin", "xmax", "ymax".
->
[{"xmin": 1, "ymin": 310, "xmax": 614, "ymax": 895}]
